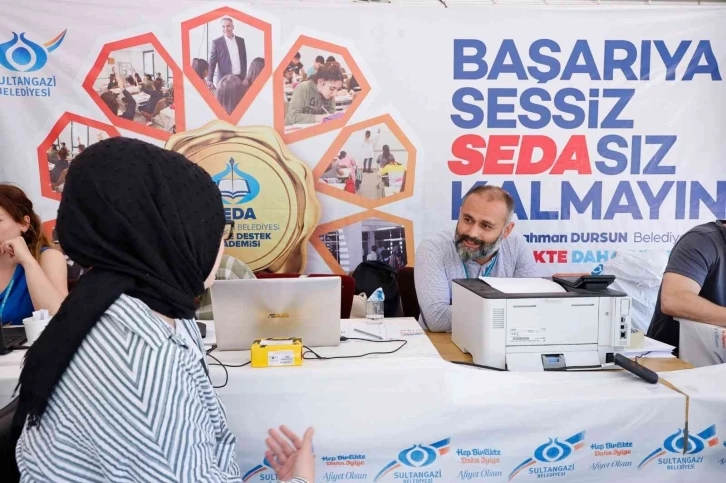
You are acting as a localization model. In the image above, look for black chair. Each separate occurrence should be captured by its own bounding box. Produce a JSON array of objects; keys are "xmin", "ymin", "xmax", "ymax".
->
[
  {"xmin": 0, "ymin": 397, "xmax": 20, "ymax": 482},
  {"xmin": 397, "ymin": 267, "xmax": 420, "ymax": 320}
]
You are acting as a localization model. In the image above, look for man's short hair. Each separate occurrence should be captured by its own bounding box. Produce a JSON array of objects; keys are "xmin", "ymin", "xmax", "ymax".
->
[
  {"xmin": 221, "ymin": 17, "xmax": 234, "ymax": 24},
  {"xmin": 462, "ymin": 185, "xmax": 515, "ymax": 222}
]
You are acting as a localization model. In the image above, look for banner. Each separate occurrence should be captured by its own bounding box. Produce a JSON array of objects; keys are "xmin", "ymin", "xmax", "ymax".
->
[{"xmin": 1, "ymin": 2, "xmax": 725, "ymax": 275}]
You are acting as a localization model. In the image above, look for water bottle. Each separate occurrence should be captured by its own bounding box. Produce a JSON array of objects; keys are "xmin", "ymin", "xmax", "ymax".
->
[{"xmin": 366, "ymin": 288, "xmax": 385, "ymax": 322}]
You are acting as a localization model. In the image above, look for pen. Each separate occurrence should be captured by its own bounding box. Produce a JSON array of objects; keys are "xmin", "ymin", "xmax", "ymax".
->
[
  {"xmin": 353, "ymin": 328, "xmax": 383, "ymax": 340},
  {"xmin": 321, "ymin": 105, "xmax": 330, "ymax": 115}
]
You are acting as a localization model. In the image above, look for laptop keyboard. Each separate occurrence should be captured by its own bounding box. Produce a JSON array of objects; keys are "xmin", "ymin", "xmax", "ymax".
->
[{"xmin": 3, "ymin": 326, "xmax": 27, "ymax": 348}]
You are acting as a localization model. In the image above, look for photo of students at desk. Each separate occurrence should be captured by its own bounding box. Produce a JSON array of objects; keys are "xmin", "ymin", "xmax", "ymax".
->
[
  {"xmin": 283, "ymin": 48, "xmax": 356, "ymax": 132},
  {"xmin": 318, "ymin": 124, "xmax": 409, "ymax": 201},
  {"xmin": 94, "ymin": 46, "xmax": 175, "ymax": 132}
]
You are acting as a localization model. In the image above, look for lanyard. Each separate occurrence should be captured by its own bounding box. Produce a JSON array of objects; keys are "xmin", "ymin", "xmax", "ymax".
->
[
  {"xmin": 462, "ymin": 253, "xmax": 498, "ymax": 279},
  {"xmin": 0, "ymin": 273, "xmax": 16, "ymax": 326}
]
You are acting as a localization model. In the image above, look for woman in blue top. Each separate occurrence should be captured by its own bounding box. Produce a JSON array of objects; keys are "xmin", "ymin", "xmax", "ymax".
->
[{"xmin": 0, "ymin": 184, "xmax": 68, "ymax": 326}]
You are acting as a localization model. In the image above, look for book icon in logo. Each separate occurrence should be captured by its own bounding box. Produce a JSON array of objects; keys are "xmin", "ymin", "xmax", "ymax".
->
[{"xmin": 213, "ymin": 157, "xmax": 260, "ymax": 205}]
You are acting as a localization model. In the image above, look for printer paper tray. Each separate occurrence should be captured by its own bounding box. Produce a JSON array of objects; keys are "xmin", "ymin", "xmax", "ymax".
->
[{"xmin": 506, "ymin": 350, "xmax": 601, "ymax": 372}]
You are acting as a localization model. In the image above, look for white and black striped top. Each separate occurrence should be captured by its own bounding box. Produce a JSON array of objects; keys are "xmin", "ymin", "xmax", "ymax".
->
[{"xmin": 15, "ymin": 294, "xmax": 304, "ymax": 483}]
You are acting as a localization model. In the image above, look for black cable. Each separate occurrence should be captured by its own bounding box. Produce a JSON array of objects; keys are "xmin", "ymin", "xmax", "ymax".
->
[
  {"xmin": 634, "ymin": 351, "xmax": 652, "ymax": 362},
  {"xmin": 303, "ymin": 336, "xmax": 407, "ymax": 361},
  {"xmin": 206, "ymin": 346, "xmax": 250, "ymax": 389},
  {"xmin": 450, "ymin": 360, "xmax": 507, "ymax": 371}
]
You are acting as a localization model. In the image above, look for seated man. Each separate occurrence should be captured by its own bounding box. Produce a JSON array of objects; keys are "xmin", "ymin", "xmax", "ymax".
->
[
  {"xmin": 415, "ymin": 185, "xmax": 538, "ymax": 332},
  {"xmin": 647, "ymin": 221, "xmax": 726, "ymax": 354},
  {"xmin": 196, "ymin": 253, "xmax": 255, "ymax": 320}
]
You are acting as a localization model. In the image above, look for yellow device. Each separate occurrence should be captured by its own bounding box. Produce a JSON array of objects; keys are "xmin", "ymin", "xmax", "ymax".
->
[{"xmin": 250, "ymin": 338, "xmax": 303, "ymax": 368}]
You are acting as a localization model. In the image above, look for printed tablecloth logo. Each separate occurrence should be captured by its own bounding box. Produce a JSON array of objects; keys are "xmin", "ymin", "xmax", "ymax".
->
[
  {"xmin": 374, "ymin": 438, "xmax": 450, "ymax": 482},
  {"xmin": 509, "ymin": 431, "xmax": 585, "ymax": 481},
  {"xmin": 242, "ymin": 457, "xmax": 273, "ymax": 482},
  {"xmin": 321, "ymin": 453, "xmax": 367, "ymax": 481},
  {"xmin": 638, "ymin": 425, "xmax": 719, "ymax": 471}
]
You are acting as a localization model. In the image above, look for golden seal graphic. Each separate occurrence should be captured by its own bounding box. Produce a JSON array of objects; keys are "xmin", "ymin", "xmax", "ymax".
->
[{"xmin": 166, "ymin": 121, "xmax": 320, "ymax": 273}]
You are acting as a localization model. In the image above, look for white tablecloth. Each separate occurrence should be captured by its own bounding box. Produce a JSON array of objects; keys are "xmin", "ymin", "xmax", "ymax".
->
[
  {"xmin": 679, "ymin": 318, "xmax": 726, "ymax": 367},
  {"xmin": 0, "ymin": 318, "xmax": 708, "ymax": 482},
  {"xmin": 659, "ymin": 365, "xmax": 726, "ymax": 482}
]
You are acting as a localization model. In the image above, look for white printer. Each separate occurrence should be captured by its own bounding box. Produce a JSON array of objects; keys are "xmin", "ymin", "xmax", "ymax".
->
[{"xmin": 451, "ymin": 277, "xmax": 632, "ymax": 372}]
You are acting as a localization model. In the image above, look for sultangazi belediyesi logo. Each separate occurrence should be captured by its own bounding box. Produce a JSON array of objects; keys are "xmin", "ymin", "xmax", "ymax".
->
[
  {"xmin": 638, "ymin": 425, "xmax": 719, "ymax": 472},
  {"xmin": 374, "ymin": 438, "xmax": 450, "ymax": 482},
  {"xmin": 509, "ymin": 431, "xmax": 585, "ymax": 481},
  {"xmin": 0, "ymin": 29, "xmax": 66, "ymax": 98}
]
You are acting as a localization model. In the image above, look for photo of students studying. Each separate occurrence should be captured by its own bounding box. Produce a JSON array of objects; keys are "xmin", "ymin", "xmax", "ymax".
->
[
  {"xmin": 187, "ymin": 16, "xmax": 266, "ymax": 115},
  {"xmin": 318, "ymin": 124, "xmax": 408, "ymax": 201},
  {"xmin": 94, "ymin": 45, "xmax": 175, "ymax": 132},
  {"xmin": 45, "ymin": 127, "xmax": 108, "ymax": 194},
  {"xmin": 318, "ymin": 217, "xmax": 408, "ymax": 274},
  {"xmin": 282, "ymin": 47, "xmax": 359, "ymax": 133}
]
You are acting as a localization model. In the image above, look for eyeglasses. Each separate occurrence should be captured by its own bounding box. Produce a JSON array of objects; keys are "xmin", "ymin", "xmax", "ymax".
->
[{"xmin": 223, "ymin": 221, "xmax": 234, "ymax": 241}]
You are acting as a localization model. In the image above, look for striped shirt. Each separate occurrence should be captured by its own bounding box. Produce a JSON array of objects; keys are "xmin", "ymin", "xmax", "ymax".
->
[
  {"xmin": 414, "ymin": 230, "xmax": 539, "ymax": 332},
  {"xmin": 15, "ymin": 294, "xmax": 302, "ymax": 483}
]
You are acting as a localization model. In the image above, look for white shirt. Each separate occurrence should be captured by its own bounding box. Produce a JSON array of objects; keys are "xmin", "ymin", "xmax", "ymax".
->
[
  {"xmin": 224, "ymin": 35, "xmax": 242, "ymax": 75},
  {"xmin": 367, "ymin": 252, "xmax": 379, "ymax": 261}
]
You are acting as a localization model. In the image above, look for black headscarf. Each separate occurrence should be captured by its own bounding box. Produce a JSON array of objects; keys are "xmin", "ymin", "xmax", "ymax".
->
[{"xmin": 13, "ymin": 137, "xmax": 225, "ymax": 433}]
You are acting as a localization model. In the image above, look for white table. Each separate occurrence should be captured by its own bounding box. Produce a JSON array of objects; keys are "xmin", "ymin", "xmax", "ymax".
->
[{"xmin": 1, "ymin": 318, "xmax": 706, "ymax": 482}]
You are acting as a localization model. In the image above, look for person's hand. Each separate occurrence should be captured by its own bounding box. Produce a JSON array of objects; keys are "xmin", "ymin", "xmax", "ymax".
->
[
  {"xmin": 0, "ymin": 236, "xmax": 35, "ymax": 266},
  {"xmin": 265, "ymin": 426, "xmax": 315, "ymax": 483}
]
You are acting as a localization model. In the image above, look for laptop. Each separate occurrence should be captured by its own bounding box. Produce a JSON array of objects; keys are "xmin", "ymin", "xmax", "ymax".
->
[
  {"xmin": 210, "ymin": 277, "xmax": 341, "ymax": 351},
  {"xmin": 1, "ymin": 324, "xmax": 27, "ymax": 355}
]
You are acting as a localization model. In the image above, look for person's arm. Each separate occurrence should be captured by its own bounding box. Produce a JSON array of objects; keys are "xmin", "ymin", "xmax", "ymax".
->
[
  {"xmin": 25, "ymin": 249, "xmax": 68, "ymax": 314},
  {"xmin": 414, "ymin": 238, "xmax": 453, "ymax": 332},
  {"xmin": 285, "ymin": 85, "xmax": 322, "ymax": 125},
  {"xmin": 207, "ymin": 41, "xmax": 218, "ymax": 84},
  {"xmin": 512, "ymin": 234, "xmax": 539, "ymax": 277},
  {"xmin": 660, "ymin": 273, "xmax": 726, "ymax": 326},
  {"xmin": 0, "ymin": 239, "xmax": 68, "ymax": 315},
  {"xmin": 658, "ymin": 233, "xmax": 726, "ymax": 326},
  {"xmin": 239, "ymin": 38, "xmax": 247, "ymax": 80}
]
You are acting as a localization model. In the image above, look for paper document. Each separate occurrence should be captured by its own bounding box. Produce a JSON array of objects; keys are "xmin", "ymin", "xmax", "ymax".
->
[
  {"xmin": 623, "ymin": 336, "xmax": 675, "ymax": 358},
  {"xmin": 481, "ymin": 277, "xmax": 566, "ymax": 294}
]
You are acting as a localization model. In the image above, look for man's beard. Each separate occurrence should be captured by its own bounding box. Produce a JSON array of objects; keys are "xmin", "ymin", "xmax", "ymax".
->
[{"xmin": 455, "ymin": 229, "xmax": 504, "ymax": 262}]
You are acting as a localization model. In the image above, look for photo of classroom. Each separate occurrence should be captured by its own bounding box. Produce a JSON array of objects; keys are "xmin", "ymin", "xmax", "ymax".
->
[
  {"xmin": 188, "ymin": 16, "xmax": 266, "ymax": 115},
  {"xmin": 93, "ymin": 45, "xmax": 176, "ymax": 132},
  {"xmin": 282, "ymin": 46, "xmax": 360, "ymax": 133},
  {"xmin": 318, "ymin": 123, "xmax": 408, "ymax": 201},
  {"xmin": 45, "ymin": 123, "xmax": 110, "ymax": 194},
  {"xmin": 318, "ymin": 218, "xmax": 408, "ymax": 273}
]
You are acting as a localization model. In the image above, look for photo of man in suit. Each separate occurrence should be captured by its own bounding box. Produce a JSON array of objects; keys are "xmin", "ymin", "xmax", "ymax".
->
[{"xmin": 207, "ymin": 17, "xmax": 247, "ymax": 88}]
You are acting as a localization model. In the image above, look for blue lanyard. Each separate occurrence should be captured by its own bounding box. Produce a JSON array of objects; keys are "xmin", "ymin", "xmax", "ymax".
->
[
  {"xmin": 0, "ymin": 274, "xmax": 16, "ymax": 326},
  {"xmin": 462, "ymin": 254, "xmax": 498, "ymax": 279}
]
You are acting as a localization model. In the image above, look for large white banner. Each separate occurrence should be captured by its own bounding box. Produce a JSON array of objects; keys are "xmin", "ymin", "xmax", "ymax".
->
[{"xmin": 1, "ymin": 2, "xmax": 725, "ymax": 276}]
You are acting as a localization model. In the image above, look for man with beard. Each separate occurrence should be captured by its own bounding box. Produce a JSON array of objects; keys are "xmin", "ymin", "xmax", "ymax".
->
[{"xmin": 414, "ymin": 185, "xmax": 538, "ymax": 332}]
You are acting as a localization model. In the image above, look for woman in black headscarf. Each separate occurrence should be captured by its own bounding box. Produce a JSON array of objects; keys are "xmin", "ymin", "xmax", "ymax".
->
[{"xmin": 12, "ymin": 137, "xmax": 314, "ymax": 483}]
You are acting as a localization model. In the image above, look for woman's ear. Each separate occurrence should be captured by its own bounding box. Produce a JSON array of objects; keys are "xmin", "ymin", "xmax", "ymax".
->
[{"xmin": 21, "ymin": 215, "xmax": 31, "ymax": 233}]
